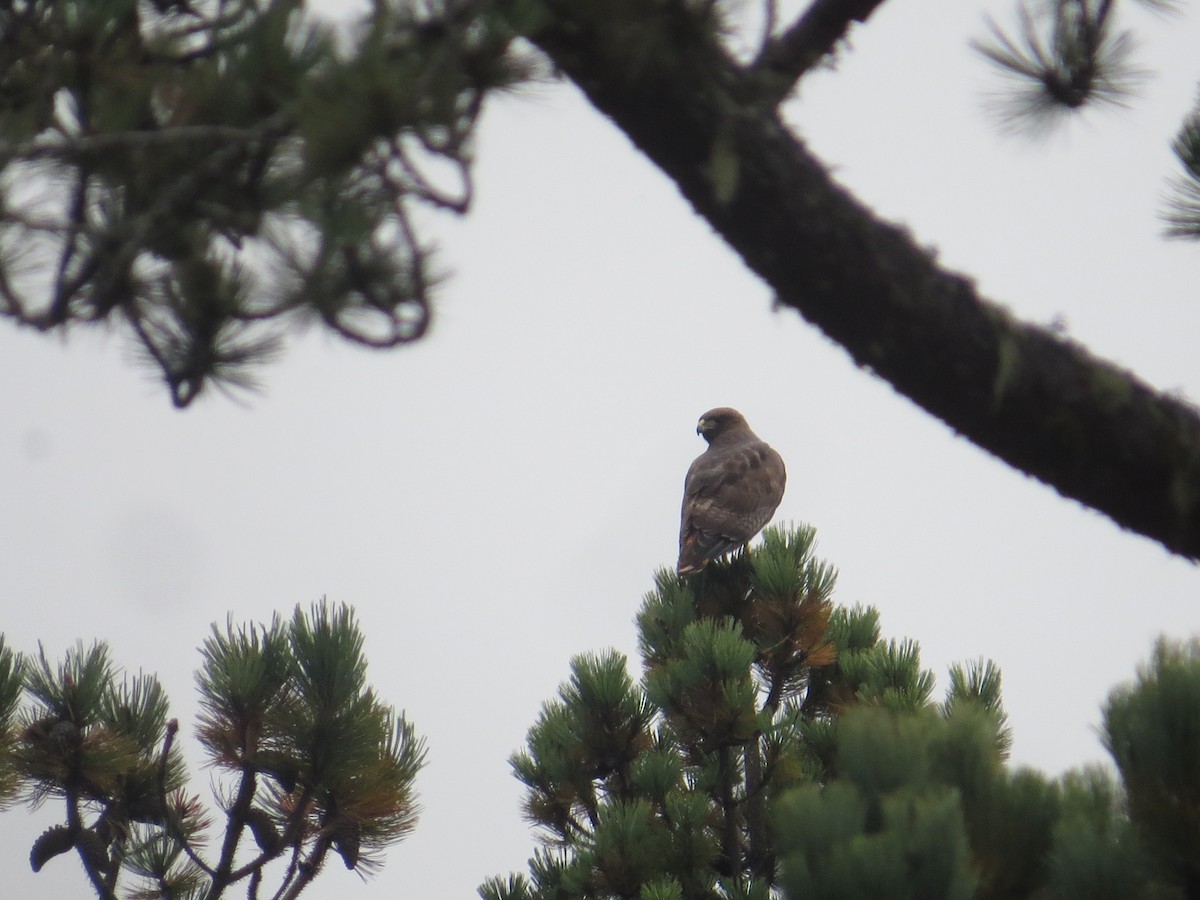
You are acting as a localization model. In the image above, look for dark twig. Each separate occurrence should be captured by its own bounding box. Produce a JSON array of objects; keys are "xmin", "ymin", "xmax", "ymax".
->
[
  {"xmin": 277, "ymin": 833, "xmax": 334, "ymax": 900},
  {"xmin": 260, "ymin": 783, "xmax": 319, "ymax": 900},
  {"xmin": 47, "ymin": 167, "xmax": 90, "ymax": 327},
  {"xmin": 158, "ymin": 718, "xmax": 179, "ymax": 787},
  {"xmin": 268, "ymin": 843, "xmax": 304, "ymax": 900},
  {"xmin": 751, "ymin": 0, "xmax": 890, "ymax": 105},
  {"xmin": 207, "ymin": 767, "xmax": 259, "ymax": 898},
  {"xmin": 154, "ymin": 720, "xmax": 216, "ymax": 877}
]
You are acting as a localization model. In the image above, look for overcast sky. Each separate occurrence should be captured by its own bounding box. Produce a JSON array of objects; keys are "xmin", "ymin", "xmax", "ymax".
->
[{"xmin": 3, "ymin": 1, "xmax": 1200, "ymax": 897}]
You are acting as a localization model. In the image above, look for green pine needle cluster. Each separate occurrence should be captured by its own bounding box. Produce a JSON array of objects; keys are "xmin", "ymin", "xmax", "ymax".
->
[
  {"xmin": 0, "ymin": 636, "xmax": 28, "ymax": 807},
  {"xmin": 483, "ymin": 524, "xmax": 1200, "ymax": 900},
  {"xmin": 972, "ymin": 0, "xmax": 1144, "ymax": 132},
  {"xmin": 0, "ymin": 599, "xmax": 424, "ymax": 899},
  {"xmin": 16, "ymin": 640, "xmax": 187, "ymax": 816},
  {"xmin": 975, "ymin": 0, "xmax": 1200, "ymax": 240},
  {"xmin": 1103, "ymin": 637, "xmax": 1200, "ymax": 894},
  {"xmin": 1165, "ymin": 109, "xmax": 1200, "ymax": 239}
]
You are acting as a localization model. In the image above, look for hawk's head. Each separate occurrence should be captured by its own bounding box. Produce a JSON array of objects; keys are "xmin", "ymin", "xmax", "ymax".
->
[{"xmin": 696, "ymin": 407, "xmax": 749, "ymax": 444}]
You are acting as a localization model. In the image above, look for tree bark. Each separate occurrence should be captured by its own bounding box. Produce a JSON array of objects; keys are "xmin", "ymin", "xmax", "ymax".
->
[{"xmin": 526, "ymin": 0, "xmax": 1200, "ymax": 561}]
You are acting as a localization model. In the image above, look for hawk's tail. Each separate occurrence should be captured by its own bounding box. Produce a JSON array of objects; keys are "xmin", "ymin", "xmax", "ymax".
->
[{"xmin": 676, "ymin": 532, "xmax": 740, "ymax": 575}]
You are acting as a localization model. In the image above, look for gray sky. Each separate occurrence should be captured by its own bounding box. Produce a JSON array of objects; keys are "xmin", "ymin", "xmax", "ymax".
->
[{"xmin": 3, "ymin": 1, "xmax": 1200, "ymax": 897}]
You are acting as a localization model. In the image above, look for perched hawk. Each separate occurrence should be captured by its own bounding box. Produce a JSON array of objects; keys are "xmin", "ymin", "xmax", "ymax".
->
[{"xmin": 677, "ymin": 407, "xmax": 786, "ymax": 575}]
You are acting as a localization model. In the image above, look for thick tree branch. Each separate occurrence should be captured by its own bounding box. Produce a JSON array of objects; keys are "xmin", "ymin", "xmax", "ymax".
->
[
  {"xmin": 527, "ymin": 1, "xmax": 1200, "ymax": 561},
  {"xmin": 752, "ymin": 0, "xmax": 890, "ymax": 105}
]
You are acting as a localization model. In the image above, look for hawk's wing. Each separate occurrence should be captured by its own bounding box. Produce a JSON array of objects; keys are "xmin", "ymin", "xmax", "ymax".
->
[{"xmin": 677, "ymin": 440, "xmax": 786, "ymax": 574}]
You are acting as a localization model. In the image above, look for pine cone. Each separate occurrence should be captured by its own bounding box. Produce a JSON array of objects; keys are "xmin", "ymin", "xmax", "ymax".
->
[{"xmin": 30, "ymin": 825, "xmax": 74, "ymax": 872}]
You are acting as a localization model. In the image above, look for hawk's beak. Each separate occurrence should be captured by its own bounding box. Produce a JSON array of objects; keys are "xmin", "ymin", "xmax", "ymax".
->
[{"xmin": 696, "ymin": 418, "xmax": 708, "ymax": 435}]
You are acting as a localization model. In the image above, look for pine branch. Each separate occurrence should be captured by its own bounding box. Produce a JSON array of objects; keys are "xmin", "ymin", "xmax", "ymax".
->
[
  {"xmin": 153, "ymin": 719, "xmax": 216, "ymax": 880},
  {"xmin": 525, "ymin": 1, "xmax": 1200, "ymax": 562},
  {"xmin": 268, "ymin": 843, "xmax": 305, "ymax": 900},
  {"xmin": 207, "ymin": 766, "xmax": 259, "ymax": 897},
  {"xmin": 48, "ymin": 166, "xmax": 89, "ymax": 327},
  {"xmin": 751, "ymin": 0, "xmax": 890, "ymax": 105},
  {"xmin": 66, "ymin": 786, "xmax": 119, "ymax": 900},
  {"xmin": 0, "ymin": 0, "xmax": 519, "ymax": 407},
  {"xmin": 157, "ymin": 718, "xmax": 178, "ymax": 794},
  {"xmin": 277, "ymin": 832, "xmax": 333, "ymax": 900}
]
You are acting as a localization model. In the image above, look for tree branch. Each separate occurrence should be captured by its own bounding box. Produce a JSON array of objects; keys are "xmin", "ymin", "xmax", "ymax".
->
[
  {"xmin": 207, "ymin": 766, "xmax": 258, "ymax": 897},
  {"xmin": 155, "ymin": 720, "xmax": 216, "ymax": 878},
  {"xmin": 278, "ymin": 832, "xmax": 333, "ymax": 900},
  {"xmin": 66, "ymin": 786, "xmax": 119, "ymax": 900},
  {"xmin": 526, "ymin": 1, "xmax": 1200, "ymax": 561},
  {"xmin": 751, "ymin": 0, "xmax": 891, "ymax": 105}
]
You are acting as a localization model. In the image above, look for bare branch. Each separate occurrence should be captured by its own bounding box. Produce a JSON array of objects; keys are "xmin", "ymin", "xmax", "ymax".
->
[{"xmin": 751, "ymin": 0, "xmax": 890, "ymax": 106}]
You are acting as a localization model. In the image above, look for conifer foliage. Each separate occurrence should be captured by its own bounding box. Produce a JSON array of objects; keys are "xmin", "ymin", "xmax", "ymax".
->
[
  {"xmin": 0, "ymin": 600, "xmax": 425, "ymax": 900},
  {"xmin": 0, "ymin": 0, "xmax": 526, "ymax": 406},
  {"xmin": 972, "ymin": 0, "xmax": 1200, "ymax": 233},
  {"xmin": 481, "ymin": 525, "xmax": 1200, "ymax": 900}
]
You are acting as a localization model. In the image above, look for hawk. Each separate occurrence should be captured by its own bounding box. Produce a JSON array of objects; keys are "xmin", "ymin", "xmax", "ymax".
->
[{"xmin": 677, "ymin": 407, "xmax": 786, "ymax": 575}]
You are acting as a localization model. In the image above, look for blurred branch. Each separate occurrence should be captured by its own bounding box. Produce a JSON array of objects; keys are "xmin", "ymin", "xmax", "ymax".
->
[
  {"xmin": 0, "ymin": 0, "xmax": 524, "ymax": 406},
  {"xmin": 525, "ymin": 0, "xmax": 1200, "ymax": 561},
  {"xmin": 751, "ymin": 0, "xmax": 889, "ymax": 105},
  {"xmin": 758, "ymin": 0, "xmax": 778, "ymax": 60}
]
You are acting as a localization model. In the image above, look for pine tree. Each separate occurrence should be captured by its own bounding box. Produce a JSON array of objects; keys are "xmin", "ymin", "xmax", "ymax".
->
[
  {"xmin": 481, "ymin": 525, "xmax": 1200, "ymax": 900},
  {"xmin": 1103, "ymin": 638, "xmax": 1200, "ymax": 899},
  {"xmin": 0, "ymin": 600, "xmax": 425, "ymax": 900}
]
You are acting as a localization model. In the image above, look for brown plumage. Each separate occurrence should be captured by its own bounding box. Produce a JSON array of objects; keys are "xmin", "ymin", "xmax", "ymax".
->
[{"xmin": 677, "ymin": 407, "xmax": 786, "ymax": 575}]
